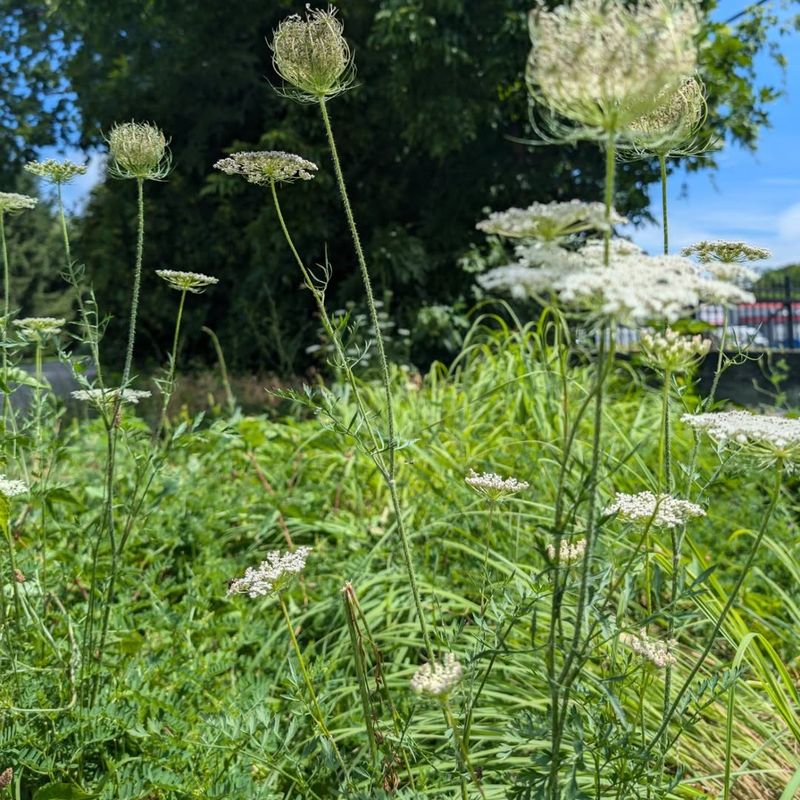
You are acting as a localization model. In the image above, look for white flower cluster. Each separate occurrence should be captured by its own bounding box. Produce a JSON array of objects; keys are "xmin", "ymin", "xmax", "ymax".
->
[
  {"xmin": 640, "ymin": 328, "xmax": 711, "ymax": 373},
  {"xmin": 0, "ymin": 192, "xmax": 38, "ymax": 215},
  {"xmin": 619, "ymin": 628, "xmax": 677, "ymax": 668},
  {"xmin": 71, "ymin": 388, "xmax": 152, "ymax": 407},
  {"xmin": 155, "ymin": 269, "xmax": 219, "ymax": 294},
  {"xmin": 478, "ymin": 241, "xmax": 755, "ymax": 325},
  {"xmin": 228, "ymin": 546, "xmax": 312, "ymax": 598},
  {"xmin": 604, "ymin": 491, "xmax": 705, "ymax": 528},
  {"xmin": 25, "ymin": 159, "xmax": 88, "ymax": 185},
  {"xmin": 477, "ymin": 200, "xmax": 626, "ymax": 241},
  {"xmin": 0, "ymin": 475, "xmax": 28, "ymax": 498},
  {"xmin": 682, "ymin": 410, "xmax": 800, "ymax": 466},
  {"xmin": 546, "ymin": 537, "xmax": 587, "ymax": 564},
  {"xmin": 681, "ymin": 240, "xmax": 771, "ymax": 264},
  {"xmin": 214, "ymin": 151, "xmax": 318, "ymax": 185},
  {"xmin": 527, "ymin": 0, "xmax": 698, "ymax": 137},
  {"xmin": 13, "ymin": 317, "xmax": 66, "ymax": 339},
  {"xmin": 410, "ymin": 653, "xmax": 463, "ymax": 697},
  {"xmin": 465, "ymin": 469, "xmax": 530, "ymax": 501}
]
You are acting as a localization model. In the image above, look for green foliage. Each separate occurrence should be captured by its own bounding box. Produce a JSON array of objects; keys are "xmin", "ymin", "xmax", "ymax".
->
[{"xmin": 0, "ymin": 0, "xmax": 792, "ymax": 372}]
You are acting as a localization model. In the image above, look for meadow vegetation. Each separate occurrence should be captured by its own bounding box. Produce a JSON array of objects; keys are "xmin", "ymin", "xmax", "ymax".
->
[{"xmin": 1, "ymin": 3, "xmax": 799, "ymax": 800}]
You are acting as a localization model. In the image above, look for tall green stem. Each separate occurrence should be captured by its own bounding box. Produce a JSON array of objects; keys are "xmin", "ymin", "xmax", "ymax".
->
[
  {"xmin": 317, "ymin": 100, "xmax": 434, "ymax": 661},
  {"xmin": 645, "ymin": 463, "xmax": 783, "ymax": 755},
  {"xmin": 120, "ymin": 178, "xmax": 146, "ymax": 392},
  {"xmin": 660, "ymin": 155, "xmax": 669, "ymax": 255},
  {"xmin": 156, "ymin": 288, "xmax": 186, "ymax": 439},
  {"xmin": 1, "ymin": 213, "xmax": 9, "ymax": 378},
  {"xmin": 56, "ymin": 184, "xmax": 104, "ymax": 386},
  {"xmin": 278, "ymin": 594, "xmax": 350, "ymax": 784}
]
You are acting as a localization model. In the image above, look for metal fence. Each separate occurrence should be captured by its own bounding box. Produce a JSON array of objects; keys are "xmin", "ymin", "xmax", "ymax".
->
[{"xmin": 616, "ymin": 276, "xmax": 799, "ymax": 351}]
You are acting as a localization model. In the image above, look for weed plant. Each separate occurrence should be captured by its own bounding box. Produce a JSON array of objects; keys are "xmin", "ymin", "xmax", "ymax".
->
[{"xmin": 1, "ymin": 3, "xmax": 798, "ymax": 800}]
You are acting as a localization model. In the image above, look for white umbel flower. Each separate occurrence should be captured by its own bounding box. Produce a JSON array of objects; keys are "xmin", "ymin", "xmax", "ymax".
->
[
  {"xmin": 13, "ymin": 317, "xmax": 65, "ymax": 339},
  {"xmin": 476, "ymin": 200, "xmax": 626, "ymax": 241},
  {"xmin": 228, "ymin": 546, "xmax": 312, "ymax": 598},
  {"xmin": 465, "ymin": 469, "xmax": 530, "ymax": 501},
  {"xmin": 682, "ymin": 410, "xmax": 800, "ymax": 467},
  {"xmin": 527, "ymin": 0, "xmax": 699, "ymax": 139},
  {"xmin": 71, "ymin": 388, "xmax": 152, "ymax": 407},
  {"xmin": 156, "ymin": 270, "xmax": 219, "ymax": 294},
  {"xmin": 0, "ymin": 476, "xmax": 28, "ymax": 498},
  {"xmin": 604, "ymin": 491, "xmax": 705, "ymax": 528},
  {"xmin": 214, "ymin": 151, "xmax": 318, "ymax": 185},
  {"xmin": 0, "ymin": 193, "xmax": 37, "ymax": 215},
  {"xmin": 619, "ymin": 628, "xmax": 677, "ymax": 668},
  {"xmin": 410, "ymin": 653, "xmax": 463, "ymax": 697},
  {"xmin": 546, "ymin": 538, "xmax": 587, "ymax": 564},
  {"xmin": 25, "ymin": 159, "xmax": 88, "ymax": 185}
]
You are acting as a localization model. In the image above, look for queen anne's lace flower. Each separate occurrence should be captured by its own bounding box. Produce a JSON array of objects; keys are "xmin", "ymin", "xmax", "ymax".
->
[
  {"xmin": 477, "ymin": 200, "xmax": 626, "ymax": 241},
  {"xmin": 478, "ymin": 240, "xmax": 755, "ymax": 325},
  {"xmin": 228, "ymin": 546, "xmax": 312, "ymax": 598},
  {"xmin": 626, "ymin": 76, "xmax": 707, "ymax": 156},
  {"xmin": 71, "ymin": 388, "xmax": 152, "ymax": 407},
  {"xmin": 527, "ymin": 0, "xmax": 699, "ymax": 139},
  {"xmin": 546, "ymin": 538, "xmax": 587, "ymax": 564},
  {"xmin": 156, "ymin": 270, "xmax": 219, "ymax": 293},
  {"xmin": 681, "ymin": 240, "xmax": 771, "ymax": 264},
  {"xmin": 604, "ymin": 491, "xmax": 705, "ymax": 528},
  {"xmin": 465, "ymin": 469, "xmax": 529, "ymax": 501},
  {"xmin": 24, "ymin": 159, "xmax": 88, "ymax": 185},
  {"xmin": 0, "ymin": 476, "xmax": 28, "ymax": 498},
  {"xmin": 0, "ymin": 193, "xmax": 37, "ymax": 215},
  {"xmin": 682, "ymin": 410, "xmax": 800, "ymax": 467},
  {"xmin": 214, "ymin": 151, "xmax": 318, "ymax": 185},
  {"xmin": 619, "ymin": 628, "xmax": 677, "ymax": 668},
  {"xmin": 13, "ymin": 317, "xmax": 65, "ymax": 339},
  {"xmin": 107, "ymin": 121, "xmax": 170, "ymax": 180},
  {"xmin": 410, "ymin": 653, "xmax": 463, "ymax": 697},
  {"xmin": 640, "ymin": 328, "xmax": 710, "ymax": 373},
  {"xmin": 271, "ymin": 6, "xmax": 353, "ymax": 101}
]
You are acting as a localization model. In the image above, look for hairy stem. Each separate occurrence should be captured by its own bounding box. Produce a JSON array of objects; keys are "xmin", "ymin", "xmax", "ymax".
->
[
  {"xmin": 660, "ymin": 155, "xmax": 669, "ymax": 256},
  {"xmin": 156, "ymin": 288, "xmax": 187, "ymax": 440}
]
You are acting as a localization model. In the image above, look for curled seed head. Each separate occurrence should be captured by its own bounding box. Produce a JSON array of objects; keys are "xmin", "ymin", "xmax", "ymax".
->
[
  {"xmin": 271, "ymin": 6, "xmax": 354, "ymax": 101},
  {"xmin": 106, "ymin": 121, "xmax": 171, "ymax": 180}
]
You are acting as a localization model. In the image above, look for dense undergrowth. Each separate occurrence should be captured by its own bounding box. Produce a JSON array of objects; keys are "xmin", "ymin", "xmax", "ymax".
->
[{"xmin": 3, "ymin": 322, "xmax": 799, "ymax": 799}]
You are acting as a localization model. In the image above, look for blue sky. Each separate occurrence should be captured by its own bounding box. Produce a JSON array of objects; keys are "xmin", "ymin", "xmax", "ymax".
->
[
  {"xmin": 622, "ymin": 0, "xmax": 800, "ymax": 267},
  {"xmin": 48, "ymin": 1, "xmax": 800, "ymax": 268}
]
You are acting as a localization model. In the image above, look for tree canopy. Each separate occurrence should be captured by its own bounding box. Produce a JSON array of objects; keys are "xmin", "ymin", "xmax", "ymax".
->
[{"xmin": 0, "ymin": 0, "xmax": 793, "ymax": 372}]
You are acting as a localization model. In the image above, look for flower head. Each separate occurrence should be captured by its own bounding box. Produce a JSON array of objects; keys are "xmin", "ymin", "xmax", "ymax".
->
[
  {"xmin": 13, "ymin": 317, "xmax": 65, "ymax": 340},
  {"xmin": 214, "ymin": 151, "xmax": 318, "ymax": 185},
  {"xmin": 228, "ymin": 546, "xmax": 312, "ymax": 598},
  {"xmin": 0, "ymin": 767, "xmax": 12, "ymax": 788},
  {"xmin": 24, "ymin": 159, "xmax": 88, "ymax": 185},
  {"xmin": 0, "ymin": 193, "xmax": 37, "ymax": 215},
  {"xmin": 681, "ymin": 240, "xmax": 771, "ymax": 264},
  {"xmin": 465, "ymin": 469, "xmax": 529, "ymax": 502},
  {"xmin": 526, "ymin": 0, "xmax": 699, "ymax": 140},
  {"xmin": 478, "ymin": 242, "xmax": 754, "ymax": 324},
  {"xmin": 546, "ymin": 538, "xmax": 587, "ymax": 564},
  {"xmin": 71, "ymin": 387, "xmax": 152, "ymax": 409},
  {"xmin": 626, "ymin": 75, "xmax": 707, "ymax": 156},
  {"xmin": 156, "ymin": 269, "xmax": 219, "ymax": 294},
  {"xmin": 682, "ymin": 410, "xmax": 800, "ymax": 468},
  {"xmin": 410, "ymin": 653, "xmax": 463, "ymax": 698},
  {"xmin": 106, "ymin": 121, "xmax": 170, "ymax": 180},
  {"xmin": 619, "ymin": 628, "xmax": 677, "ymax": 668},
  {"xmin": 604, "ymin": 491, "xmax": 705, "ymax": 528},
  {"xmin": 0, "ymin": 476, "xmax": 28, "ymax": 498},
  {"xmin": 271, "ymin": 6, "xmax": 353, "ymax": 101},
  {"xmin": 477, "ymin": 200, "xmax": 626, "ymax": 242},
  {"xmin": 640, "ymin": 328, "xmax": 710, "ymax": 373}
]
